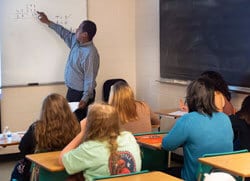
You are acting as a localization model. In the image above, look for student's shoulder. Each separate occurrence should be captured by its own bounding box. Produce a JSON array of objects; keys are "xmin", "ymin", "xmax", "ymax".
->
[
  {"xmin": 135, "ymin": 101, "xmax": 150, "ymax": 111},
  {"xmin": 78, "ymin": 140, "xmax": 108, "ymax": 151},
  {"xmin": 176, "ymin": 112, "xmax": 208, "ymax": 125},
  {"xmin": 212, "ymin": 112, "xmax": 231, "ymax": 124},
  {"xmin": 178, "ymin": 111, "xmax": 199, "ymax": 120},
  {"xmin": 230, "ymin": 114, "xmax": 247, "ymax": 125},
  {"xmin": 213, "ymin": 111, "xmax": 229, "ymax": 118},
  {"xmin": 119, "ymin": 131, "xmax": 134, "ymax": 137},
  {"xmin": 118, "ymin": 131, "xmax": 137, "ymax": 142}
]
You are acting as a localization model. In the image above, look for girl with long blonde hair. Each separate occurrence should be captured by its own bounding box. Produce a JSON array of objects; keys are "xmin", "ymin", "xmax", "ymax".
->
[
  {"xmin": 109, "ymin": 81, "xmax": 160, "ymax": 133},
  {"xmin": 59, "ymin": 103, "xmax": 141, "ymax": 181}
]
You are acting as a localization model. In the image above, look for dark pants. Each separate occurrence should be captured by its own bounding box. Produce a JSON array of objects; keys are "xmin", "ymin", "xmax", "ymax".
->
[{"xmin": 66, "ymin": 87, "xmax": 95, "ymax": 122}]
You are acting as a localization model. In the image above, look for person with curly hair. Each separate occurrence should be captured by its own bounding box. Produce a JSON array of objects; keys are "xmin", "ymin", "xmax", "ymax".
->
[{"xmin": 11, "ymin": 93, "xmax": 80, "ymax": 181}]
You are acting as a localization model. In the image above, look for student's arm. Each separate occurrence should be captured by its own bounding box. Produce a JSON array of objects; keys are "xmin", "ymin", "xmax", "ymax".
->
[
  {"xmin": 162, "ymin": 115, "xmax": 188, "ymax": 150},
  {"xmin": 150, "ymin": 109, "xmax": 160, "ymax": 125},
  {"xmin": 37, "ymin": 11, "xmax": 74, "ymax": 48},
  {"xmin": 59, "ymin": 119, "xmax": 86, "ymax": 166}
]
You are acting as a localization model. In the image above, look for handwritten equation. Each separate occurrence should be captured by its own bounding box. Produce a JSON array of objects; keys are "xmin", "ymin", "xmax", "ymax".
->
[
  {"xmin": 14, "ymin": 3, "xmax": 73, "ymax": 30},
  {"xmin": 15, "ymin": 4, "xmax": 37, "ymax": 19}
]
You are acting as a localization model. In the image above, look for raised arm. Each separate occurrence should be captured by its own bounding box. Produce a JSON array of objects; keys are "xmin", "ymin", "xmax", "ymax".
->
[
  {"xmin": 37, "ymin": 11, "xmax": 74, "ymax": 48},
  {"xmin": 59, "ymin": 119, "xmax": 87, "ymax": 165}
]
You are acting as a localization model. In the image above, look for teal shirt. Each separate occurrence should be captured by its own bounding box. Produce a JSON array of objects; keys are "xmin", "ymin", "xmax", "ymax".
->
[
  {"xmin": 162, "ymin": 112, "xmax": 233, "ymax": 181},
  {"xmin": 62, "ymin": 131, "xmax": 141, "ymax": 181}
]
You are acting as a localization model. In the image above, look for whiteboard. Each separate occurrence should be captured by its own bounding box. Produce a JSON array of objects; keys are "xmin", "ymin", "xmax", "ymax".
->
[{"xmin": 1, "ymin": 0, "xmax": 87, "ymax": 87}]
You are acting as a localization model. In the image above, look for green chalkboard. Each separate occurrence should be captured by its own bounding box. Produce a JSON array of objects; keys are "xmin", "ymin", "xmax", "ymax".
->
[{"xmin": 160, "ymin": 0, "xmax": 250, "ymax": 87}]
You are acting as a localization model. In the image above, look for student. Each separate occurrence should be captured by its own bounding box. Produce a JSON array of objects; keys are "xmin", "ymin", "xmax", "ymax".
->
[
  {"xmin": 180, "ymin": 71, "xmax": 235, "ymax": 115},
  {"xmin": 37, "ymin": 11, "xmax": 100, "ymax": 121},
  {"xmin": 201, "ymin": 71, "xmax": 235, "ymax": 115},
  {"xmin": 59, "ymin": 103, "xmax": 141, "ymax": 181},
  {"xmin": 230, "ymin": 95, "xmax": 250, "ymax": 151},
  {"xmin": 11, "ymin": 93, "xmax": 80, "ymax": 181},
  {"xmin": 108, "ymin": 81, "xmax": 160, "ymax": 134},
  {"xmin": 162, "ymin": 77, "xmax": 233, "ymax": 181}
]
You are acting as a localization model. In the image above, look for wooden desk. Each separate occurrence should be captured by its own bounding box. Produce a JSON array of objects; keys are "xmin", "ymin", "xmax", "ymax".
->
[
  {"xmin": 26, "ymin": 151, "xmax": 64, "ymax": 172},
  {"xmin": 198, "ymin": 152, "xmax": 250, "ymax": 180},
  {"xmin": 135, "ymin": 133, "xmax": 165, "ymax": 150},
  {"xmin": 155, "ymin": 108, "xmax": 187, "ymax": 119},
  {"xmin": 134, "ymin": 133, "xmax": 171, "ymax": 169},
  {"xmin": 0, "ymin": 132, "xmax": 24, "ymax": 147},
  {"xmin": 97, "ymin": 171, "xmax": 183, "ymax": 181}
]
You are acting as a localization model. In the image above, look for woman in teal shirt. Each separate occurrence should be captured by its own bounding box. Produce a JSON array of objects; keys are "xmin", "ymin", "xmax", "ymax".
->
[{"xmin": 162, "ymin": 77, "xmax": 233, "ymax": 181}]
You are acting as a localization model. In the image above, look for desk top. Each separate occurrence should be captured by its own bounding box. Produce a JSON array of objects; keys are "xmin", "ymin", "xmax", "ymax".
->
[
  {"xmin": 198, "ymin": 152, "xmax": 250, "ymax": 178},
  {"xmin": 0, "ymin": 132, "xmax": 24, "ymax": 147},
  {"xmin": 26, "ymin": 151, "xmax": 64, "ymax": 172},
  {"xmin": 155, "ymin": 108, "xmax": 187, "ymax": 118},
  {"xmin": 97, "ymin": 171, "xmax": 183, "ymax": 181},
  {"xmin": 135, "ymin": 133, "xmax": 166, "ymax": 150}
]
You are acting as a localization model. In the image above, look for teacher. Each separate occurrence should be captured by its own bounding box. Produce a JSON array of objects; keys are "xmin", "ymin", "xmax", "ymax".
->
[{"xmin": 37, "ymin": 11, "xmax": 100, "ymax": 121}]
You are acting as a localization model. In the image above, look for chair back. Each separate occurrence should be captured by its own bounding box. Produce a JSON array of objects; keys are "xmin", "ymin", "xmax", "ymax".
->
[
  {"xmin": 204, "ymin": 172, "xmax": 236, "ymax": 181},
  {"xmin": 93, "ymin": 170, "xmax": 149, "ymax": 180},
  {"xmin": 102, "ymin": 79, "xmax": 126, "ymax": 102}
]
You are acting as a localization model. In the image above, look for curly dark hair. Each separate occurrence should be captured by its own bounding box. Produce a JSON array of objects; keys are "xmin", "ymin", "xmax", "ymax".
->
[
  {"xmin": 236, "ymin": 95, "xmax": 250, "ymax": 125},
  {"xmin": 200, "ymin": 71, "xmax": 231, "ymax": 101}
]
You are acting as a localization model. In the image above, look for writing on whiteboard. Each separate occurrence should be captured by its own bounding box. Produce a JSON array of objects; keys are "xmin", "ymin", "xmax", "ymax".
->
[{"xmin": 13, "ymin": 3, "xmax": 74, "ymax": 31}]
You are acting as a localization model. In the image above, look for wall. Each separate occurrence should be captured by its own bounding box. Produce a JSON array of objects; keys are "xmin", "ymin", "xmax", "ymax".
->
[
  {"xmin": 1, "ymin": 0, "xmax": 248, "ymax": 134},
  {"xmin": 135, "ymin": 0, "xmax": 248, "ymax": 112},
  {"xmin": 1, "ymin": 0, "xmax": 136, "ymax": 132},
  {"xmin": 88, "ymin": 0, "xmax": 136, "ymax": 100}
]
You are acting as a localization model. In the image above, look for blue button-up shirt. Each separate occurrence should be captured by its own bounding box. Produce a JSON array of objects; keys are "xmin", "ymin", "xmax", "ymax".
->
[{"xmin": 49, "ymin": 22, "xmax": 100, "ymax": 102}]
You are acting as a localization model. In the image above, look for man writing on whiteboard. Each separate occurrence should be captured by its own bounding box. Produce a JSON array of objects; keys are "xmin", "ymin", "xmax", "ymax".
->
[{"xmin": 37, "ymin": 11, "xmax": 100, "ymax": 121}]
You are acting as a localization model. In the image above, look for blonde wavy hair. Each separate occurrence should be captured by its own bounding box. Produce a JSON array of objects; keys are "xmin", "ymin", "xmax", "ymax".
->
[
  {"xmin": 35, "ymin": 93, "xmax": 80, "ymax": 152},
  {"xmin": 83, "ymin": 103, "xmax": 121, "ymax": 174},
  {"xmin": 109, "ymin": 81, "xmax": 138, "ymax": 124}
]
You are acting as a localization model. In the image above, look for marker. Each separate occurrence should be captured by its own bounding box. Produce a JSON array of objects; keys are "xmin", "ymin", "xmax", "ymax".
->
[{"xmin": 28, "ymin": 83, "xmax": 39, "ymax": 86}]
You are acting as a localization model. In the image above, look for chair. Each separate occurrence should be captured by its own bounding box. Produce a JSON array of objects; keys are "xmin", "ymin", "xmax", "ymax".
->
[
  {"xmin": 102, "ymin": 79, "xmax": 126, "ymax": 102},
  {"xmin": 204, "ymin": 172, "xmax": 236, "ymax": 181},
  {"xmin": 197, "ymin": 149, "xmax": 248, "ymax": 181},
  {"xmin": 93, "ymin": 170, "xmax": 149, "ymax": 180},
  {"xmin": 30, "ymin": 163, "xmax": 69, "ymax": 181}
]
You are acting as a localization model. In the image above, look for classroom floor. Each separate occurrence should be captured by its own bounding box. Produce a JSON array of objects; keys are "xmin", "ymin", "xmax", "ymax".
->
[
  {"xmin": 0, "ymin": 159, "xmax": 16, "ymax": 181},
  {"xmin": 0, "ymin": 152, "xmax": 21, "ymax": 181}
]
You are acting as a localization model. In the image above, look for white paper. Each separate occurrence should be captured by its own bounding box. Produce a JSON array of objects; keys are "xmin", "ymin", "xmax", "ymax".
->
[
  {"xmin": 168, "ymin": 110, "xmax": 187, "ymax": 116},
  {"xmin": 68, "ymin": 102, "xmax": 79, "ymax": 112}
]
